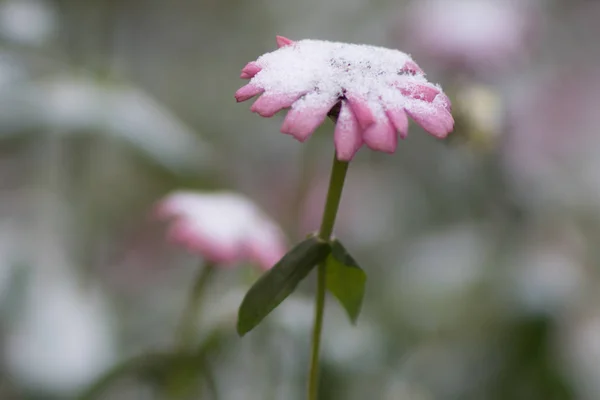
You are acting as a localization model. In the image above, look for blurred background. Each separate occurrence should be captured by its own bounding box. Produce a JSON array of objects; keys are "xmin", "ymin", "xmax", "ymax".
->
[{"xmin": 0, "ymin": 0, "xmax": 599, "ymax": 398}]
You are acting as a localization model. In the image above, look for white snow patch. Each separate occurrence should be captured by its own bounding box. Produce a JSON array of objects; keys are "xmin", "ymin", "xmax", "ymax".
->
[
  {"xmin": 251, "ymin": 40, "xmax": 443, "ymax": 122},
  {"xmin": 161, "ymin": 191, "xmax": 284, "ymax": 252}
]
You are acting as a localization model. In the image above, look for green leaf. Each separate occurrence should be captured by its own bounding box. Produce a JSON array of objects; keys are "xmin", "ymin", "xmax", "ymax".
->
[
  {"xmin": 326, "ymin": 239, "xmax": 366, "ymax": 324},
  {"xmin": 237, "ymin": 236, "xmax": 331, "ymax": 336}
]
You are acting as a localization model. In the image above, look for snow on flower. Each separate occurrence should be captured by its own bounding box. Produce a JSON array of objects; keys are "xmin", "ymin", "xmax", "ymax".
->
[
  {"xmin": 402, "ymin": 0, "xmax": 536, "ymax": 74},
  {"xmin": 235, "ymin": 36, "xmax": 453, "ymax": 161},
  {"xmin": 156, "ymin": 191, "xmax": 287, "ymax": 270}
]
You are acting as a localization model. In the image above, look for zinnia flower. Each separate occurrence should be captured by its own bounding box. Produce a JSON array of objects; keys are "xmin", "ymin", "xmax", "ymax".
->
[
  {"xmin": 235, "ymin": 36, "xmax": 453, "ymax": 161},
  {"xmin": 156, "ymin": 191, "xmax": 287, "ymax": 270}
]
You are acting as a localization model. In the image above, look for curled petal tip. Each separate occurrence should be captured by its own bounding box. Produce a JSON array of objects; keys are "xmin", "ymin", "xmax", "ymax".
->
[
  {"xmin": 385, "ymin": 108, "xmax": 409, "ymax": 139},
  {"xmin": 334, "ymin": 101, "xmax": 363, "ymax": 161},
  {"xmin": 406, "ymin": 108, "xmax": 454, "ymax": 139},
  {"xmin": 240, "ymin": 61, "xmax": 262, "ymax": 79},
  {"xmin": 362, "ymin": 120, "xmax": 397, "ymax": 154},
  {"xmin": 280, "ymin": 112, "xmax": 317, "ymax": 142},
  {"xmin": 276, "ymin": 35, "xmax": 294, "ymax": 48},
  {"xmin": 235, "ymin": 84, "xmax": 264, "ymax": 102},
  {"xmin": 433, "ymin": 110, "xmax": 455, "ymax": 137},
  {"xmin": 280, "ymin": 124, "xmax": 311, "ymax": 142},
  {"xmin": 280, "ymin": 94, "xmax": 338, "ymax": 142},
  {"xmin": 250, "ymin": 92, "xmax": 305, "ymax": 117},
  {"xmin": 346, "ymin": 95, "xmax": 376, "ymax": 130}
]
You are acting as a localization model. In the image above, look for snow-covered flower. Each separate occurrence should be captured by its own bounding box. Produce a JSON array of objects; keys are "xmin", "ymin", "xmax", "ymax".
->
[
  {"xmin": 235, "ymin": 36, "xmax": 453, "ymax": 161},
  {"xmin": 156, "ymin": 191, "xmax": 287, "ymax": 270},
  {"xmin": 401, "ymin": 0, "xmax": 537, "ymax": 74}
]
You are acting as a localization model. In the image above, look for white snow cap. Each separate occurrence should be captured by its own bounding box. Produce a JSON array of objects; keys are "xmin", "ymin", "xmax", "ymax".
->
[
  {"xmin": 252, "ymin": 39, "xmax": 443, "ymax": 118},
  {"xmin": 157, "ymin": 191, "xmax": 287, "ymax": 270}
]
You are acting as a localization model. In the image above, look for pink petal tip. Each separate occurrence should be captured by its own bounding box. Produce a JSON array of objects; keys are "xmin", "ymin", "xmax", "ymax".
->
[
  {"xmin": 385, "ymin": 108, "xmax": 409, "ymax": 139},
  {"xmin": 280, "ymin": 94, "xmax": 338, "ymax": 141},
  {"xmin": 346, "ymin": 95, "xmax": 376, "ymax": 130},
  {"xmin": 240, "ymin": 62, "xmax": 262, "ymax": 79},
  {"xmin": 250, "ymin": 92, "xmax": 305, "ymax": 117},
  {"xmin": 235, "ymin": 84, "xmax": 265, "ymax": 102},
  {"xmin": 362, "ymin": 117, "xmax": 398, "ymax": 154},
  {"xmin": 334, "ymin": 101, "xmax": 363, "ymax": 161},
  {"xmin": 276, "ymin": 35, "xmax": 294, "ymax": 48},
  {"xmin": 280, "ymin": 108, "xmax": 327, "ymax": 142},
  {"xmin": 406, "ymin": 107, "xmax": 454, "ymax": 138}
]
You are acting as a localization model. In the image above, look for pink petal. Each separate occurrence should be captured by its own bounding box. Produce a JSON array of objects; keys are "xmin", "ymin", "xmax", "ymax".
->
[
  {"xmin": 235, "ymin": 84, "xmax": 265, "ymax": 102},
  {"xmin": 280, "ymin": 95, "xmax": 338, "ymax": 142},
  {"xmin": 406, "ymin": 107, "xmax": 454, "ymax": 138},
  {"xmin": 400, "ymin": 84, "xmax": 440, "ymax": 102},
  {"xmin": 243, "ymin": 220, "xmax": 287, "ymax": 270},
  {"xmin": 346, "ymin": 94, "xmax": 376, "ymax": 130},
  {"xmin": 240, "ymin": 62, "xmax": 262, "ymax": 79},
  {"xmin": 276, "ymin": 35, "xmax": 294, "ymax": 48},
  {"xmin": 250, "ymin": 91, "xmax": 306, "ymax": 117},
  {"xmin": 401, "ymin": 60, "xmax": 424, "ymax": 75},
  {"xmin": 153, "ymin": 202, "xmax": 175, "ymax": 219},
  {"xmin": 245, "ymin": 238, "xmax": 287, "ymax": 271},
  {"xmin": 436, "ymin": 92, "xmax": 452, "ymax": 111},
  {"xmin": 385, "ymin": 108, "xmax": 409, "ymax": 139},
  {"xmin": 334, "ymin": 101, "xmax": 363, "ymax": 161},
  {"xmin": 361, "ymin": 113, "xmax": 398, "ymax": 153}
]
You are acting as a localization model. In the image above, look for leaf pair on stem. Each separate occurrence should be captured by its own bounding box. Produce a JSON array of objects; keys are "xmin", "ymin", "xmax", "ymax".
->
[{"xmin": 237, "ymin": 236, "xmax": 366, "ymax": 336}]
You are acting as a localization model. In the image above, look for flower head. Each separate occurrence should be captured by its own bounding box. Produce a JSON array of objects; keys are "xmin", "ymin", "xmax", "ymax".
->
[
  {"xmin": 156, "ymin": 191, "xmax": 287, "ymax": 270},
  {"xmin": 236, "ymin": 36, "xmax": 453, "ymax": 161}
]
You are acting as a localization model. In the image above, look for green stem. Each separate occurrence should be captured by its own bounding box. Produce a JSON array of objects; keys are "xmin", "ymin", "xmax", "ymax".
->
[
  {"xmin": 175, "ymin": 263, "xmax": 215, "ymax": 350},
  {"xmin": 168, "ymin": 263, "xmax": 215, "ymax": 400},
  {"xmin": 307, "ymin": 153, "xmax": 349, "ymax": 400}
]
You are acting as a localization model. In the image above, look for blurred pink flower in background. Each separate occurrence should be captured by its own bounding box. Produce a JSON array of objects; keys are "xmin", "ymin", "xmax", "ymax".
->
[
  {"xmin": 236, "ymin": 36, "xmax": 453, "ymax": 161},
  {"xmin": 400, "ymin": 0, "xmax": 538, "ymax": 75},
  {"xmin": 156, "ymin": 191, "xmax": 287, "ymax": 270},
  {"xmin": 503, "ymin": 68, "xmax": 600, "ymax": 212}
]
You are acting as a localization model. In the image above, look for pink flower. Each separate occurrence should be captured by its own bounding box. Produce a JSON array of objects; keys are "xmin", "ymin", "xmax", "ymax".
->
[
  {"xmin": 401, "ymin": 0, "xmax": 538, "ymax": 74},
  {"xmin": 156, "ymin": 191, "xmax": 287, "ymax": 270},
  {"xmin": 503, "ymin": 68, "xmax": 600, "ymax": 211},
  {"xmin": 235, "ymin": 36, "xmax": 453, "ymax": 161}
]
